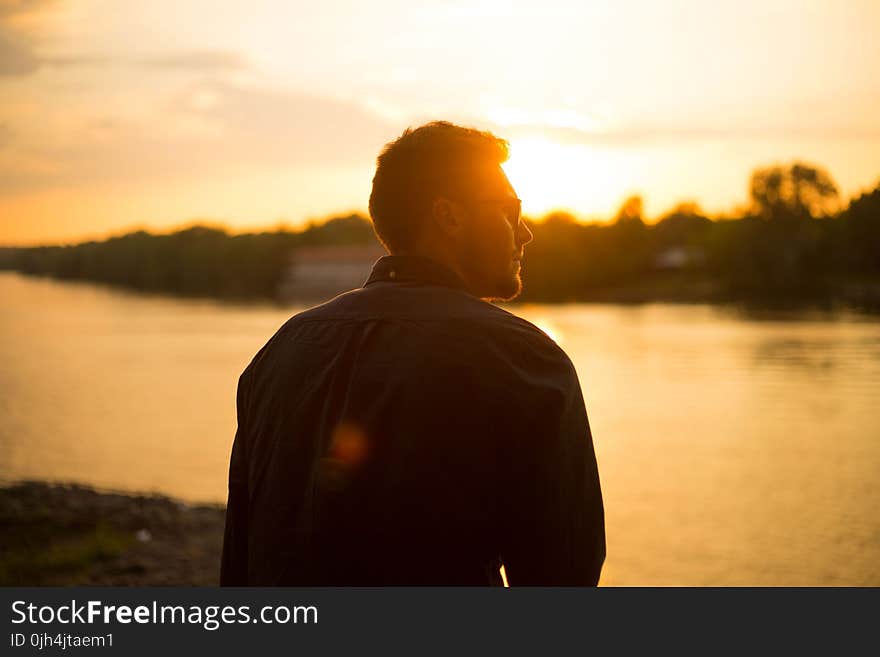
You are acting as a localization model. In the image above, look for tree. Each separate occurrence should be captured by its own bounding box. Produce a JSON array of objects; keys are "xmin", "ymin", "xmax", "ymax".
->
[
  {"xmin": 842, "ymin": 182, "xmax": 880, "ymax": 273},
  {"xmin": 654, "ymin": 201, "xmax": 712, "ymax": 248},
  {"xmin": 614, "ymin": 194, "xmax": 645, "ymax": 225},
  {"xmin": 664, "ymin": 201, "xmax": 703, "ymax": 217},
  {"xmin": 749, "ymin": 162, "xmax": 839, "ymax": 221}
]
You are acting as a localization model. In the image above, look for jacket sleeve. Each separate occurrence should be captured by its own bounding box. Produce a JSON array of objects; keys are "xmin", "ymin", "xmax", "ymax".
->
[
  {"xmin": 497, "ymin": 353, "xmax": 606, "ymax": 586},
  {"xmin": 220, "ymin": 372, "xmax": 250, "ymax": 585}
]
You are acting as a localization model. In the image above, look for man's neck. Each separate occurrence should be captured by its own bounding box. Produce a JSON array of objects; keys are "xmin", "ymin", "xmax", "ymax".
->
[{"xmin": 394, "ymin": 248, "xmax": 472, "ymax": 294}]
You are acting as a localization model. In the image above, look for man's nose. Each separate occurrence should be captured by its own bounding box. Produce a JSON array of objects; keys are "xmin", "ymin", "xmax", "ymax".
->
[{"xmin": 517, "ymin": 219, "xmax": 533, "ymax": 246}]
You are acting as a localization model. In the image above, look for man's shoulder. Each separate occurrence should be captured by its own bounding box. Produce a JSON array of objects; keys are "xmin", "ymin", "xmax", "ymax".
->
[
  {"xmin": 240, "ymin": 286, "xmax": 580, "ymax": 411},
  {"xmin": 244, "ymin": 285, "xmax": 575, "ymax": 385},
  {"xmin": 290, "ymin": 285, "xmax": 564, "ymax": 354},
  {"xmin": 473, "ymin": 301, "xmax": 569, "ymax": 357}
]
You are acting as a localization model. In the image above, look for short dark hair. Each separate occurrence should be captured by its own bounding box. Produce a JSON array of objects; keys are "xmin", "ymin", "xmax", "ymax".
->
[{"xmin": 368, "ymin": 121, "xmax": 509, "ymax": 253}]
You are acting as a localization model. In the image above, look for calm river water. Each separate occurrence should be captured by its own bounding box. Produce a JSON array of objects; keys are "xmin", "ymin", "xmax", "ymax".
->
[{"xmin": 1, "ymin": 272, "xmax": 878, "ymax": 585}]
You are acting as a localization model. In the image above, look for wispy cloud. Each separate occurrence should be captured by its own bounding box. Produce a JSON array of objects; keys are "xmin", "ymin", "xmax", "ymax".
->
[
  {"xmin": 44, "ymin": 50, "xmax": 251, "ymax": 74},
  {"xmin": 166, "ymin": 80, "xmax": 392, "ymax": 163},
  {"xmin": 1, "ymin": 1, "xmax": 249, "ymax": 77},
  {"xmin": 496, "ymin": 116, "xmax": 880, "ymax": 147},
  {"xmin": 136, "ymin": 51, "xmax": 249, "ymax": 72},
  {"xmin": 0, "ymin": 28, "xmax": 38, "ymax": 75},
  {"xmin": 0, "ymin": 80, "xmax": 394, "ymax": 194},
  {"xmin": 0, "ymin": 0, "xmax": 57, "ymax": 19},
  {"xmin": 0, "ymin": 0, "xmax": 54, "ymax": 76}
]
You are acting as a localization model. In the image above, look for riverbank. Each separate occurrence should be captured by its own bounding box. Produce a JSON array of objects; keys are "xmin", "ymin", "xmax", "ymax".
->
[
  {"xmin": 3, "ymin": 268, "xmax": 880, "ymax": 312},
  {"xmin": 0, "ymin": 482, "xmax": 225, "ymax": 586}
]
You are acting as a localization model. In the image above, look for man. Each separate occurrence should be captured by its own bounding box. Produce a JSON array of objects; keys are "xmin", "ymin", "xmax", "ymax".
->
[{"xmin": 221, "ymin": 121, "xmax": 605, "ymax": 585}]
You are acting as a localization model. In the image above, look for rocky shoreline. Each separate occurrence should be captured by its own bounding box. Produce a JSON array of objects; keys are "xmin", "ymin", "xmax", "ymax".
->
[{"xmin": 0, "ymin": 481, "xmax": 225, "ymax": 586}]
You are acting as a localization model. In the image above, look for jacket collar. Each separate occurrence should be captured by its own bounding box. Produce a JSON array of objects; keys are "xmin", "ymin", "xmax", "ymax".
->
[{"xmin": 363, "ymin": 255, "xmax": 471, "ymax": 293}]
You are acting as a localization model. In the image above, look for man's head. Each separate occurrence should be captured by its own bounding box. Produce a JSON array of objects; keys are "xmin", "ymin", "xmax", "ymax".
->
[{"xmin": 369, "ymin": 121, "xmax": 533, "ymax": 301}]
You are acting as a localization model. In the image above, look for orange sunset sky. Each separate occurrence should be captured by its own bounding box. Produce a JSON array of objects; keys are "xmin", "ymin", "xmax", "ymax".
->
[{"xmin": 1, "ymin": 0, "xmax": 879, "ymax": 245}]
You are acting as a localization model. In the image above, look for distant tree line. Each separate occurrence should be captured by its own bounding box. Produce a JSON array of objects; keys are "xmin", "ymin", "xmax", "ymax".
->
[
  {"xmin": 1, "ymin": 163, "xmax": 878, "ymax": 307},
  {"xmin": 0, "ymin": 215, "xmax": 375, "ymax": 300},
  {"xmin": 523, "ymin": 164, "xmax": 880, "ymax": 306}
]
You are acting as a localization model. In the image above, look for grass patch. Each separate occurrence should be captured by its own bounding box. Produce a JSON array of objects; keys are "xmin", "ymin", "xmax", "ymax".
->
[{"xmin": 0, "ymin": 522, "xmax": 133, "ymax": 586}]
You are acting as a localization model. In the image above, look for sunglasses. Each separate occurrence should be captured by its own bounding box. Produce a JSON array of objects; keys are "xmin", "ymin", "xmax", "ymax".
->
[{"xmin": 461, "ymin": 197, "xmax": 523, "ymax": 229}]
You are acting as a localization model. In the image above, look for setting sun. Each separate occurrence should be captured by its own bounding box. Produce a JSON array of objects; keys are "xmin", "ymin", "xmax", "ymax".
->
[
  {"xmin": 502, "ymin": 138, "xmax": 588, "ymax": 218},
  {"xmin": 502, "ymin": 138, "xmax": 631, "ymax": 220}
]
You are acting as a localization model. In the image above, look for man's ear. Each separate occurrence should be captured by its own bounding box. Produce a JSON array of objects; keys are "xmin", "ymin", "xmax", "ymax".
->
[{"xmin": 431, "ymin": 198, "xmax": 465, "ymax": 237}]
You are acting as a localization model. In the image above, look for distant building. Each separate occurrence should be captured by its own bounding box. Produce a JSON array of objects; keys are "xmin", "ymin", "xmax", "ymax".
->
[
  {"xmin": 654, "ymin": 246, "xmax": 706, "ymax": 270},
  {"xmin": 278, "ymin": 243, "xmax": 386, "ymax": 301}
]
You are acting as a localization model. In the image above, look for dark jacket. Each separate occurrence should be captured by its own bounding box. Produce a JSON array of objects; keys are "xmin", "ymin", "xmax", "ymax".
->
[{"xmin": 221, "ymin": 254, "xmax": 605, "ymax": 585}]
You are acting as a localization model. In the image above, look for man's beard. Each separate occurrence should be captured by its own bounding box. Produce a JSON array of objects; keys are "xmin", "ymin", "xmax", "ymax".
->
[
  {"xmin": 459, "ymin": 242, "xmax": 523, "ymax": 302},
  {"xmin": 482, "ymin": 269, "xmax": 522, "ymax": 302}
]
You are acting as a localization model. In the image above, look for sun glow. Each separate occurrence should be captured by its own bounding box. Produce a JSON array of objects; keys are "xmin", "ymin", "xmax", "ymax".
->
[{"xmin": 502, "ymin": 138, "xmax": 605, "ymax": 219}]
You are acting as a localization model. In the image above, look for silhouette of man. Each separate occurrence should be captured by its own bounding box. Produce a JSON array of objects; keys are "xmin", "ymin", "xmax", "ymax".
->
[{"xmin": 221, "ymin": 121, "xmax": 605, "ymax": 585}]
